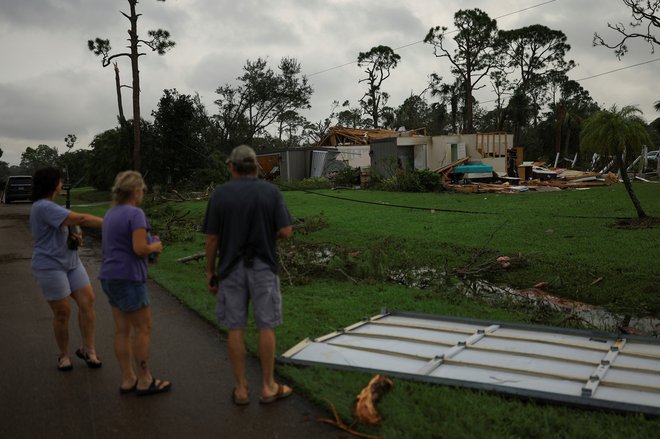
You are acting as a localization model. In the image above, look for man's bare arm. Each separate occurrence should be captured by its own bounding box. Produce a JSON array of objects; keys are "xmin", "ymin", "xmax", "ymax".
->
[{"xmin": 205, "ymin": 234, "xmax": 219, "ymax": 294}]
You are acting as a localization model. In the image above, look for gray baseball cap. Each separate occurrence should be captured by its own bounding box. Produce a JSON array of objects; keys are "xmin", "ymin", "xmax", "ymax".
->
[{"xmin": 226, "ymin": 144, "xmax": 257, "ymax": 165}]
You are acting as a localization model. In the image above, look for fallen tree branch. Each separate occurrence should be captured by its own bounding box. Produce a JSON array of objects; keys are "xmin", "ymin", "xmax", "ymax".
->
[
  {"xmin": 336, "ymin": 268, "xmax": 359, "ymax": 284},
  {"xmin": 171, "ymin": 189, "xmax": 188, "ymax": 201},
  {"xmin": 316, "ymin": 398, "xmax": 382, "ymax": 439},
  {"xmin": 279, "ymin": 258, "xmax": 294, "ymax": 286}
]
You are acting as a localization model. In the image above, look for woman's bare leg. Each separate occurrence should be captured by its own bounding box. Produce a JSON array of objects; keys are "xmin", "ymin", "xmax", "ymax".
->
[
  {"xmin": 70, "ymin": 284, "xmax": 100, "ymax": 362},
  {"xmin": 48, "ymin": 298, "xmax": 71, "ymax": 366},
  {"xmin": 111, "ymin": 306, "xmax": 137, "ymax": 389}
]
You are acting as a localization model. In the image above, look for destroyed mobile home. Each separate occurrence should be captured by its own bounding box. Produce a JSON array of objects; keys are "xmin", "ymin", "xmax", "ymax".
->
[{"xmin": 255, "ymin": 126, "xmax": 655, "ymax": 193}]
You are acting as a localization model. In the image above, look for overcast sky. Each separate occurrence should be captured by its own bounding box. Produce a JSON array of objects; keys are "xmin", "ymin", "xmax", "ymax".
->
[{"xmin": 1, "ymin": 0, "xmax": 658, "ymax": 165}]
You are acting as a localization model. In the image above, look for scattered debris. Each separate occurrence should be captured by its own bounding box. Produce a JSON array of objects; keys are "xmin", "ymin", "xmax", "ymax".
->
[
  {"xmin": 496, "ymin": 256, "xmax": 511, "ymax": 268},
  {"xmin": 467, "ymin": 280, "xmax": 660, "ymax": 336},
  {"xmin": 177, "ymin": 252, "xmax": 205, "ymax": 263},
  {"xmin": 612, "ymin": 216, "xmax": 660, "ymax": 229},
  {"xmin": 436, "ymin": 154, "xmax": 633, "ymax": 193},
  {"xmin": 634, "ymin": 176, "xmax": 658, "ymax": 183},
  {"xmin": 589, "ymin": 277, "xmax": 603, "ymax": 286},
  {"xmin": 354, "ymin": 375, "xmax": 394, "ymax": 426},
  {"xmin": 389, "ymin": 267, "xmax": 438, "ymax": 289},
  {"xmin": 315, "ymin": 375, "xmax": 394, "ymax": 436},
  {"xmin": 434, "ymin": 156, "xmax": 471, "ymax": 175}
]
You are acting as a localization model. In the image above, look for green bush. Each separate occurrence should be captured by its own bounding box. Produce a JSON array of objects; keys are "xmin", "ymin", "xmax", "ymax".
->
[
  {"xmin": 370, "ymin": 169, "xmax": 442, "ymax": 192},
  {"xmin": 276, "ymin": 176, "xmax": 332, "ymax": 191},
  {"xmin": 414, "ymin": 169, "xmax": 443, "ymax": 192},
  {"xmin": 332, "ymin": 166, "xmax": 361, "ymax": 187}
]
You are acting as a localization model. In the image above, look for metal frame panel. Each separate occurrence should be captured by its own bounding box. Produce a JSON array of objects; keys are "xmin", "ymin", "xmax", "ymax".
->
[{"xmin": 280, "ymin": 310, "xmax": 660, "ymax": 416}]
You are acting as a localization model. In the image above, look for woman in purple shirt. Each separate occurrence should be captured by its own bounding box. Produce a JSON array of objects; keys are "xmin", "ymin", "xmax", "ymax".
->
[
  {"xmin": 99, "ymin": 171, "xmax": 171, "ymax": 396},
  {"xmin": 29, "ymin": 167, "xmax": 104, "ymax": 371}
]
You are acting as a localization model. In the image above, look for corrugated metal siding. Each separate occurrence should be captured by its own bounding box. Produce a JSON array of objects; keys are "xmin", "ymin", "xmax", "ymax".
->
[
  {"xmin": 370, "ymin": 139, "xmax": 398, "ymax": 177},
  {"xmin": 310, "ymin": 151, "xmax": 328, "ymax": 177},
  {"xmin": 280, "ymin": 150, "xmax": 310, "ymax": 182}
]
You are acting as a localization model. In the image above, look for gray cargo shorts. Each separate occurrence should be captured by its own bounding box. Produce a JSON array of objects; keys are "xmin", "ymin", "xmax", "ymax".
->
[{"xmin": 215, "ymin": 257, "xmax": 282, "ymax": 329}]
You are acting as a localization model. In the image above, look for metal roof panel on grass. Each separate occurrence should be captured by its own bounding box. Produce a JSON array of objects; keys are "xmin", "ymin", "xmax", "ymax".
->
[{"xmin": 280, "ymin": 311, "xmax": 660, "ymax": 416}]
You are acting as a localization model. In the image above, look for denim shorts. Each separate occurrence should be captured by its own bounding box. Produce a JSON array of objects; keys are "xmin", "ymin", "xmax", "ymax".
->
[
  {"xmin": 100, "ymin": 279, "xmax": 150, "ymax": 312},
  {"xmin": 33, "ymin": 264, "xmax": 91, "ymax": 302},
  {"xmin": 216, "ymin": 258, "xmax": 282, "ymax": 329}
]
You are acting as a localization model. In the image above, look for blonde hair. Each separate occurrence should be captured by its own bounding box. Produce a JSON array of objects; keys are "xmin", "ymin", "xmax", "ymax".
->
[{"xmin": 112, "ymin": 170, "xmax": 146, "ymax": 203}]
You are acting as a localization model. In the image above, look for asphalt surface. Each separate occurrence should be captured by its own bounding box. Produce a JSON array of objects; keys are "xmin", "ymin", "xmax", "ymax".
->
[{"xmin": 0, "ymin": 202, "xmax": 341, "ymax": 439}]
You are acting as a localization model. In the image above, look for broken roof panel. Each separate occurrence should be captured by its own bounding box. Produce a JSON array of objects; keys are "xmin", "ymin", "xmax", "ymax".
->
[
  {"xmin": 318, "ymin": 126, "xmax": 426, "ymax": 146},
  {"xmin": 280, "ymin": 311, "xmax": 660, "ymax": 416}
]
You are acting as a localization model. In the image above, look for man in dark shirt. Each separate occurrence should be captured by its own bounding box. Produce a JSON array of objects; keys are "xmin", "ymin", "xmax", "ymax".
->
[{"xmin": 203, "ymin": 144, "xmax": 293, "ymax": 405}]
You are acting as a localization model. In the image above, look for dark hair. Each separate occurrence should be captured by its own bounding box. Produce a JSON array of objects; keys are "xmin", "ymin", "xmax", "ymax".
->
[{"xmin": 32, "ymin": 167, "xmax": 62, "ymax": 200}]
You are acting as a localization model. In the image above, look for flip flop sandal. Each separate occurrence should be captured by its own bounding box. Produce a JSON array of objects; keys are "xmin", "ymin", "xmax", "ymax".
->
[
  {"xmin": 232, "ymin": 388, "xmax": 250, "ymax": 406},
  {"xmin": 119, "ymin": 380, "xmax": 138, "ymax": 395},
  {"xmin": 259, "ymin": 384, "xmax": 293, "ymax": 404},
  {"xmin": 136, "ymin": 378, "xmax": 172, "ymax": 397},
  {"xmin": 75, "ymin": 348, "xmax": 102, "ymax": 369},
  {"xmin": 57, "ymin": 356, "xmax": 73, "ymax": 372}
]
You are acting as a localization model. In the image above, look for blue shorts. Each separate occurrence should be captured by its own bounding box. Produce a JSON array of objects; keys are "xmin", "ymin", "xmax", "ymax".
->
[
  {"xmin": 100, "ymin": 279, "xmax": 150, "ymax": 312},
  {"xmin": 33, "ymin": 264, "xmax": 91, "ymax": 301},
  {"xmin": 216, "ymin": 258, "xmax": 282, "ymax": 329}
]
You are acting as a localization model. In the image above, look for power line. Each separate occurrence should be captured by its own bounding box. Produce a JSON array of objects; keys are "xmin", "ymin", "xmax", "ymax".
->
[
  {"xmin": 307, "ymin": 0, "xmax": 559, "ymax": 77},
  {"xmin": 477, "ymin": 57, "xmax": 660, "ymax": 105},
  {"xmin": 277, "ymin": 184, "xmax": 498, "ymax": 215},
  {"xmin": 273, "ymin": 182, "xmax": 626, "ymax": 220},
  {"xmin": 273, "ymin": 180, "xmax": 496, "ymax": 214},
  {"xmin": 574, "ymin": 58, "xmax": 660, "ymax": 82}
]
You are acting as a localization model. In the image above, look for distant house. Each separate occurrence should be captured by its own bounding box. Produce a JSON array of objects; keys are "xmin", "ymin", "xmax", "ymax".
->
[
  {"xmin": 318, "ymin": 126, "xmax": 428, "ymax": 172},
  {"xmin": 369, "ymin": 132, "xmax": 515, "ymax": 177},
  {"xmin": 262, "ymin": 127, "xmax": 517, "ymax": 182}
]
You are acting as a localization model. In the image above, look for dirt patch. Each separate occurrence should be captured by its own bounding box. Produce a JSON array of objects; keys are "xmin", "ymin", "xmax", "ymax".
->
[{"xmin": 612, "ymin": 216, "xmax": 660, "ymax": 229}]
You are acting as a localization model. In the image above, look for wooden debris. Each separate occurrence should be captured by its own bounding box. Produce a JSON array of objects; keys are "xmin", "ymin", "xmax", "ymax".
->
[
  {"xmin": 354, "ymin": 374, "xmax": 394, "ymax": 426},
  {"xmin": 170, "ymin": 189, "xmax": 188, "ymax": 201},
  {"xmin": 554, "ymin": 169, "xmax": 601, "ymax": 181},
  {"xmin": 177, "ymin": 252, "xmax": 205, "ymax": 263},
  {"xmin": 433, "ymin": 156, "xmax": 471, "ymax": 175},
  {"xmin": 589, "ymin": 277, "xmax": 603, "ymax": 286},
  {"xmin": 443, "ymin": 182, "xmax": 522, "ymax": 193}
]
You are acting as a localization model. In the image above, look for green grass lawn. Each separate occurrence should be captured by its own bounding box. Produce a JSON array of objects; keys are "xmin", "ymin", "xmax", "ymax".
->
[
  {"xmin": 77, "ymin": 183, "xmax": 660, "ymax": 438},
  {"xmin": 55, "ymin": 186, "xmax": 110, "ymax": 217},
  {"xmin": 279, "ymin": 184, "xmax": 660, "ymax": 315}
]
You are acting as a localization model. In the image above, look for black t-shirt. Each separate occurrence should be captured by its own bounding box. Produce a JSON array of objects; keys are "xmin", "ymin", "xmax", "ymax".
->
[{"xmin": 202, "ymin": 177, "xmax": 292, "ymax": 278}]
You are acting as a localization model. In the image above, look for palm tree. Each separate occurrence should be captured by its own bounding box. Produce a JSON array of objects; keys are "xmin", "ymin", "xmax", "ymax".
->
[{"xmin": 580, "ymin": 105, "xmax": 652, "ymax": 219}]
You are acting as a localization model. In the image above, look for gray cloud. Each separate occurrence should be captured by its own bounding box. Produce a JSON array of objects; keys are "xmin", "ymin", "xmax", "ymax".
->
[{"xmin": 1, "ymin": 0, "xmax": 658, "ymax": 165}]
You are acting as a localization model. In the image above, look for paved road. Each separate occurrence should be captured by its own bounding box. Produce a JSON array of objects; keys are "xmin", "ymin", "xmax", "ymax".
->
[{"xmin": 0, "ymin": 202, "xmax": 340, "ymax": 439}]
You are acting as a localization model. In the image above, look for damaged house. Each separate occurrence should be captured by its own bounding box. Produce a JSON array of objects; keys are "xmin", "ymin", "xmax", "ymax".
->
[{"xmin": 263, "ymin": 126, "xmax": 522, "ymax": 185}]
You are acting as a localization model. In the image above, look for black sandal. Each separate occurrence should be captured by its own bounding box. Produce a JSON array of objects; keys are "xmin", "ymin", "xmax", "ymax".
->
[
  {"xmin": 119, "ymin": 380, "xmax": 138, "ymax": 395},
  {"xmin": 75, "ymin": 348, "xmax": 102, "ymax": 369},
  {"xmin": 136, "ymin": 378, "xmax": 172, "ymax": 397}
]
